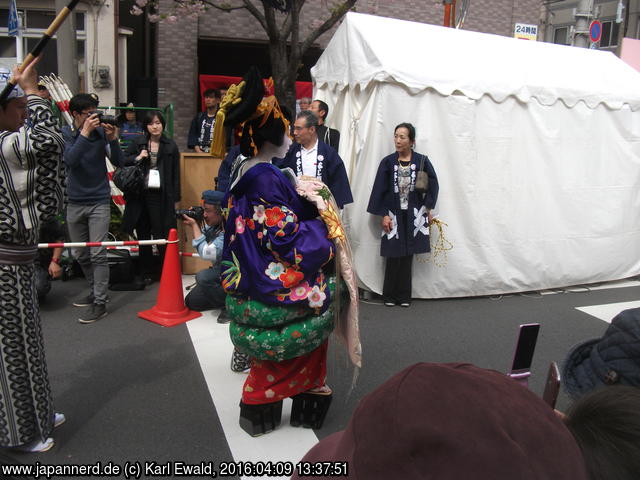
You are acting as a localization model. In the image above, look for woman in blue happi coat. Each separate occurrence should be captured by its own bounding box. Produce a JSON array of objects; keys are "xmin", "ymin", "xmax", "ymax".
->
[{"xmin": 367, "ymin": 123, "xmax": 439, "ymax": 307}]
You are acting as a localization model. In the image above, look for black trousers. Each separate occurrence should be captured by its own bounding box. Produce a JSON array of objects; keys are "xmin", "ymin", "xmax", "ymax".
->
[
  {"xmin": 136, "ymin": 191, "xmax": 166, "ymax": 276},
  {"xmin": 382, "ymin": 255, "xmax": 413, "ymax": 304}
]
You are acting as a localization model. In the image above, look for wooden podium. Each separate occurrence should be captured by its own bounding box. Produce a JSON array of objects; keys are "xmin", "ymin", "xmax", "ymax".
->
[{"xmin": 179, "ymin": 152, "xmax": 222, "ymax": 274}]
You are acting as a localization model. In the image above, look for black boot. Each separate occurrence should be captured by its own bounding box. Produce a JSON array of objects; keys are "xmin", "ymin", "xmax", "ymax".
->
[
  {"xmin": 239, "ymin": 400, "xmax": 283, "ymax": 436},
  {"xmin": 290, "ymin": 392, "xmax": 333, "ymax": 429}
]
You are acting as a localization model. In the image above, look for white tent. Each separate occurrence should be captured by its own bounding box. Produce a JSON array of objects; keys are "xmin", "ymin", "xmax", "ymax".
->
[{"xmin": 312, "ymin": 12, "xmax": 640, "ymax": 298}]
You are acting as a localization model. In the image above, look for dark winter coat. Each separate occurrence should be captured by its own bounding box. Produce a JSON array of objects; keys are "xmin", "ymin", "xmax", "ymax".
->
[
  {"xmin": 121, "ymin": 135, "xmax": 181, "ymax": 235},
  {"xmin": 367, "ymin": 151, "xmax": 439, "ymax": 257},
  {"xmin": 562, "ymin": 307, "xmax": 640, "ymax": 399}
]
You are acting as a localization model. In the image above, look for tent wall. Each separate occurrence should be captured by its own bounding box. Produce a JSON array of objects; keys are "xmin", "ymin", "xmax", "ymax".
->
[{"xmin": 317, "ymin": 83, "xmax": 640, "ymax": 298}]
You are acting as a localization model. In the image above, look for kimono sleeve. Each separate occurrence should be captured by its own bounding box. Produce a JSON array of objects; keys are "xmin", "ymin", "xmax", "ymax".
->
[
  {"xmin": 28, "ymin": 96, "xmax": 65, "ymax": 219},
  {"xmin": 422, "ymin": 156, "xmax": 439, "ymax": 210},
  {"xmin": 325, "ymin": 152, "xmax": 353, "ymax": 208},
  {"xmin": 252, "ymin": 202, "xmax": 333, "ymax": 276},
  {"xmin": 367, "ymin": 157, "xmax": 392, "ymax": 216}
]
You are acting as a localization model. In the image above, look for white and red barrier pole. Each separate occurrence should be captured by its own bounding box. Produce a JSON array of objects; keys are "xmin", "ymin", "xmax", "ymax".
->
[{"xmin": 38, "ymin": 239, "xmax": 200, "ymax": 257}]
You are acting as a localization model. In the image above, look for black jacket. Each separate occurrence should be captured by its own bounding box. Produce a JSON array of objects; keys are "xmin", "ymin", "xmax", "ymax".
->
[
  {"xmin": 121, "ymin": 135, "xmax": 181, "ymax": 235},
  {"xmin": 316, "ymin": 124, "xmax": 340, "ymax": 151}
]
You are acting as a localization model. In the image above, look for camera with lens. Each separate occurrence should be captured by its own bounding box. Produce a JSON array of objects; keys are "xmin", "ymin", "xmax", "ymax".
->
[
  {"xmin": 176, "ymin": 206, "xmax": 204, "ymax": 222},
  {"xmin": 91, "ymin": 110, "xmax": 118, "ymax": 126}
]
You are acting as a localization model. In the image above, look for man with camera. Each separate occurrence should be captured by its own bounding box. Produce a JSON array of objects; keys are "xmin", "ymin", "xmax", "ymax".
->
[
  {"xmin": 182, "ymin": 190, "xmax": 227, "ymax": 317},
  {"xmin": 63, "ymin": 93, "xmax": 124, "ymax": 323}
]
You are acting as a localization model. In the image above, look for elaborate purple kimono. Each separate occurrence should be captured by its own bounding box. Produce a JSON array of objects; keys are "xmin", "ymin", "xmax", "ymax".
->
[
  {"xmin": 222, "ymin": 162, "xmax": 334, "ymax": 313},
  {"xmin": 274, "ymin": 140, "xmax": 353, "ymax": 209},
  {"xmin": 367, "ymin": 151, "xmax": 439, "ymax": 258}
]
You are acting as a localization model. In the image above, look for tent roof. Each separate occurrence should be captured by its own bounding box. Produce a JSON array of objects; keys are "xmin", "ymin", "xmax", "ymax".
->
[{"xmin": 312, "ymin": 12, "xmax": 640, "ymax": 110}]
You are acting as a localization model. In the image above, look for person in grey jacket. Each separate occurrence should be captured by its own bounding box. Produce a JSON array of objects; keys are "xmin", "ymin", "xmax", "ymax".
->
[{"xmin": 63, "ymin": 94, "xmax": 124, "ymax": 323}]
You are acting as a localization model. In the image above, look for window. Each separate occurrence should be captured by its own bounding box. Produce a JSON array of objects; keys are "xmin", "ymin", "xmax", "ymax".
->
[
  {"xmin": 26, "ymin": 10, "xmax": 56, "ymax": 29},
  {"xmin": 0, "ymin": 8, "xmax": 86, "ymax": 83},
  {"xmin": 553, "ymin": 26, "xmax": 569, "ymax": 45},
  {"xmin": 0, "ymin": 37, "xmax": 14, "ymax": 57},
  {"xmin": 600, "ymin": 20, "xmax": 620, "ymax": 48}
]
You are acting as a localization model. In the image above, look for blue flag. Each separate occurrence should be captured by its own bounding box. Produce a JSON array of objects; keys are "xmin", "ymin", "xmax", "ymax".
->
[{"xmin": 8, "ymin": 0, "xmax": 19, "ymax": 37}]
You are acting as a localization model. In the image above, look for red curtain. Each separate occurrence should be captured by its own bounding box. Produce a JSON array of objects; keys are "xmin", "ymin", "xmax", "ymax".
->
[{"xmin": 198, "ymin": 74, "xmax": 313, "ymax": 111}]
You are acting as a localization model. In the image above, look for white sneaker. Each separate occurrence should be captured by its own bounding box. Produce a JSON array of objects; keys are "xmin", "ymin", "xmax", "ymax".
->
[
  {"xmin": 54, "ymin": 412, "xmax": 66, "ymax": 428},
  {"xmin": 14, "ymin": 437, "xmax": 54, "ymax": 453}
]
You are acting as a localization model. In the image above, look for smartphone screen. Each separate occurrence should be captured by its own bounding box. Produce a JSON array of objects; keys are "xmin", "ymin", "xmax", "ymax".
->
[
  {"xmin": 510, "ymin": 323, "xmax": 540, "ymax": 372},
  {"xmin": 542, "ymin": 361, "xmax": 561, "ymax": 409}
]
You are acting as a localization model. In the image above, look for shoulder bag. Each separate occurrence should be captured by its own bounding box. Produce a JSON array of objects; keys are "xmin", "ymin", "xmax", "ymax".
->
[
  {"xmin": 414, "ymin": 154, "xmax": 429, "ymax": 194},
  {"xmin": 113, "ymin": 161, "xmax": 145, "ymax": 195}
]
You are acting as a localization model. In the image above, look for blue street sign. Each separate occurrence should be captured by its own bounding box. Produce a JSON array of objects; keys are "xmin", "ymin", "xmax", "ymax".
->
[
  {"xmin": 8, "ymin": 0, "xmax": 19, "ymax": 37},
  {"xmin": 589, "ymin": 20, "xmax": 602, "ymax": 44}
]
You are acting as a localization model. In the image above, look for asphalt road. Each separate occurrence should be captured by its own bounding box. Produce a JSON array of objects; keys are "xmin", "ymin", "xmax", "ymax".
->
[{"xmin": 1, "ymin": 273, "xmax": 637, "ymax": 479}]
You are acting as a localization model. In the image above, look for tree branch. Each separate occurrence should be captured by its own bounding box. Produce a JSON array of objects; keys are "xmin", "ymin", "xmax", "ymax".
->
[
  {"xmin": 286, "ymin": 0, "xmax": 304, "ymax": 77},
  {"xmin": 192, "ymin": 1, "xmax": 247, "ymax": 12},
  {"xmin": 261, "ymin": 0, "xmax": 281, "ymax": 41},
  {"xmin": 299, "ymin": 0, "xmax": 356, "ymax": 54},
  {"xmin": 281, "ymin": 0, "xmax": 304, "ymax": 39}
]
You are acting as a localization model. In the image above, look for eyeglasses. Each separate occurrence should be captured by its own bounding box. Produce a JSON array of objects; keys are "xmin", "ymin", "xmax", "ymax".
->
[{"xmin": 293, "ymin": 126, "xmax": 308, "ymax": 132}]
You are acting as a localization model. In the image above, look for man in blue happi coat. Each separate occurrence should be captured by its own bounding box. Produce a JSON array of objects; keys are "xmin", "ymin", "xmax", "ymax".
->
[{"xmin": 274, "ymin": 111, "xmax": 353, "ymax": 209}]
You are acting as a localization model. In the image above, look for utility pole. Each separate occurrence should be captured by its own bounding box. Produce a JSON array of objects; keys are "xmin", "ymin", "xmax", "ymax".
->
[
  {"xmin": 55, "ymin": 0, "xmax": 78, "ymax": 94},
  {"xmin": 573, "ymin": 0, "xmax": 592, "ymax": 48},
  {"xmin": 615, "ymin": 0, "xmax": 630, "ymax": 57}
]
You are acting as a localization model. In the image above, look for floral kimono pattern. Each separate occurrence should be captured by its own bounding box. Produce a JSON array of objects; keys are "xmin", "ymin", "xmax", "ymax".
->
[
  {"xmin": 221, "ymin": 162, "xmax": 334, "ymax": 312},
  {"xmin": 222, "ymin": 162, "xmax": 338, "ymax": 404}
]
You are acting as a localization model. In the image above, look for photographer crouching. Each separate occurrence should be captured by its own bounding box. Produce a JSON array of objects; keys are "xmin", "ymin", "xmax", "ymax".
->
[{"xmin": 182, "ymin": 190, "xmax": 227, "ymax": 320}]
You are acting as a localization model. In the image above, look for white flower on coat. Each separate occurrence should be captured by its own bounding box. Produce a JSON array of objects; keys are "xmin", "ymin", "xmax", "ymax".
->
[
  {"xmin": 265, "ymin": 262, "xmax": 286, "ymax": 280},
  {"xmin": 253, "ymin": 205, "xmax": 266, "ymax": 223},
  {"xmin": 307, "ymin": 285, "xmax": 327, "ymax": 308}
]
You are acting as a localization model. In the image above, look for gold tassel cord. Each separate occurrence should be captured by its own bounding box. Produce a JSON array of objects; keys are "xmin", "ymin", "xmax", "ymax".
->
[{"xmin": 418, "ymin": 218, "xmax": 453, "ymax": 267}]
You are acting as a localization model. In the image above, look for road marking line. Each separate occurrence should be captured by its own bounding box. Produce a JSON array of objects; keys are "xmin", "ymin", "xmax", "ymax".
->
[
  {"xmin": 576, "ymin": 300, "xmax": 640, "ymax": 323},
  {"xmin": 183, "ymin": 277, "xmax": 319, "ymax": 480}
]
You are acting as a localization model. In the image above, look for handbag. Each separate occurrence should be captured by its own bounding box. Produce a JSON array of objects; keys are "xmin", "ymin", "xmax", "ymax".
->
[
  {"xmin": 414, "ymin": 154, "xmax": 429, "ymax": 194},
  {"xmin": 113, "ymin": 162, "xmax": 145, "ymax": 195}
]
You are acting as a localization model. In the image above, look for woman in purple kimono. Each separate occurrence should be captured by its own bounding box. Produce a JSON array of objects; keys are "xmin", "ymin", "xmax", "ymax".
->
[{"xmin": 212, "ymin": 68, "xmax": 360, "ymax": 437}]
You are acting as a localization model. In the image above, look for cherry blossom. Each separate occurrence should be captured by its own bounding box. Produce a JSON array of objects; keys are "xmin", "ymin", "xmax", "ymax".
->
[
  {"xmin": 289, "ymin": 281, "xmax": 311, "ymax": 301},
  {"xmin": 307, "ymin": 285, "xmax": 327, "ymax": 308}
]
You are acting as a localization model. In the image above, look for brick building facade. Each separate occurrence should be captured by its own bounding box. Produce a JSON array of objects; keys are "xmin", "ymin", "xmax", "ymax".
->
[{"xmin": 156, "ymin": 0, "xmax": 543, "ymax": 150}]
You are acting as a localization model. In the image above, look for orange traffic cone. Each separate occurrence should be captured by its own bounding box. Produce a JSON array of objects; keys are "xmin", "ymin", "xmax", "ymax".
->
[{"xmin": 138, "ymin": 228, "xmax": 202, "ymax": 327}]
